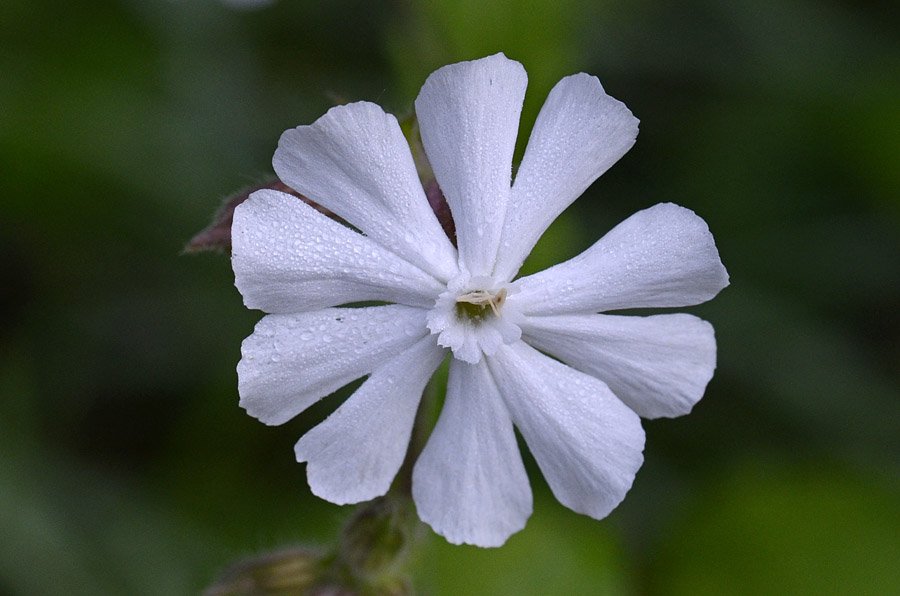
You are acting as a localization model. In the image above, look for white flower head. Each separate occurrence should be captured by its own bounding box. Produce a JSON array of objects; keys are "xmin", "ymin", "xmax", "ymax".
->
[{"xmin": 232, "ymin": 53, "xmax": 729, "ymax": 547}]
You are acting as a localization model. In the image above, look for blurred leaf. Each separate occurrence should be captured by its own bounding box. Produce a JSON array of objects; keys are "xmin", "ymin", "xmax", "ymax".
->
[
  {"xmin": 516, "ymin": 209, "xmax": 585, "ymax": 278},
  {"xmin": 412, "ymin": 492, "xmax": 633, "ymax": 596},
  {"xmin": 387, "ymin": 0, "xmax": 584, "ymax": 152},
  {"xmin": 0, "ymin": 451, "xmax": 225, "ymax": 596},
  {"xmin": 706, "ymin": 285, "xmax": 900, "ymax": 468},
  {"xmin": 648, "ymin": 461, "xmax": 900, "ymax": 596}
]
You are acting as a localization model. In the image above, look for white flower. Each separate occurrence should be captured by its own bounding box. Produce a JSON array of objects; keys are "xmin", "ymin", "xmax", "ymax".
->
[{"xmin": 232, "ymin": 53, "xmax": 729, "ymax": 547}]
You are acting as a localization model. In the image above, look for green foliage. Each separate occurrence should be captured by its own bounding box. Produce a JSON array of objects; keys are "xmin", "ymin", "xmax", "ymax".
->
[
  {"xmin": 648, "ymin": 461, "xmax": 900, "ymax": 596},
  {"xmin": 412, "ymin": 492, "xmax": 632, "ymax": 595}
]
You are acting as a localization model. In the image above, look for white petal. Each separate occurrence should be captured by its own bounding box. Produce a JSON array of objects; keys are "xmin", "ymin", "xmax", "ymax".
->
[
  {"xmin": 232, "ymin": 189, "xmax": 445, "ymax": 313},
  {"xmin": 521, "ymin": 313, "xmax": 717, "ymax": 419},
  {"xmin": 238, "ymin": 305, "xmax": 429, "ymax": 425},
  {"xmin": 487, "ymin": 342, "xmax": 645, "ymax": 520},
  {"xmin": 511, "ymin": 203, "xmax": 729, "ymax": 315},
  {"xmin": 413, "ymin": 358, "xmax": 532, "ymax": 547},
  {"xmin": 415, "ymin": 53, "xmax": 527, "ymax": 277},
  {"xmin": 295, "ymin": 336, "xmax": 446, "ymax": 505},
  {"xmin": 493, "ymin": 74, "xmax": 639, "ymax": 281},
  {"xmin": 273, "ymin": 102, "xmax": 459, "ymax": 282}
]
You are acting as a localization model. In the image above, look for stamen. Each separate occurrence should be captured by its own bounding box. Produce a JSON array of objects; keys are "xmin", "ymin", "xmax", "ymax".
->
[{"xmin": 456, "ymin": 288, "xmax": 507, "ymax": 318}]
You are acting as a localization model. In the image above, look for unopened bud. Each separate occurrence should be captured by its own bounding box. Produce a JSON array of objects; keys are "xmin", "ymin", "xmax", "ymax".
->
[
  {"xmin": 399, "ymin": 114, "xmax": 456, "ymax": 246},
  {"xmin": 202, "ymin": 496, "xmax": 418, "ymax": 596},
  {"xmin": 203, "ymin": 547, "xmax": 320, "ymax": 596},
  {"xmin": 185, "ymin": 179, "xmax": 335, "ymax": 254}
]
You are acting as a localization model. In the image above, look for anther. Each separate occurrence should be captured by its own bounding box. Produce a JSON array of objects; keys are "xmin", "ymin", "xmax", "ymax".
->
[{"xmin": 456, "ymin": 288, "xmax": 507, "ymax": 318}]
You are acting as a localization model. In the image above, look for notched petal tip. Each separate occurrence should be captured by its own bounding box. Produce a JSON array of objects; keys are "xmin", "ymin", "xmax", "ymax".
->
[
  {"xmin": 232, "ymin": 188, "xmax": 446, "ymax": 313},
  {"xmin": 423, "ymin": 52, "xmax": 523, "ymax": 82},
  {"xmin": 557, "ymin": 71, "xmax": 641, "ymax": 132},
  {"xmin": 660, "ymin": 202, "xmax": 731, "ymax": 297},
  {"xmin": 657, "ymin": 202, "xmax": 731, "ymax": 302}
]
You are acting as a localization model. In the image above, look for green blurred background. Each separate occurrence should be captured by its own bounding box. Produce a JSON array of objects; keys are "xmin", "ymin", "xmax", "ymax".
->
[{"xmin": 2, "ymin": 0, "xmax": 899, "ymax": 594}]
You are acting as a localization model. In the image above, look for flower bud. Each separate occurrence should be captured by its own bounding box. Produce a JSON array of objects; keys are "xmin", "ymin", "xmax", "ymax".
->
[
  {"xmin": 185, "ymin": 179, "xmax": 335, "ymax": 254},
  {"xmin": 203, "ymin": 497, "xmax": 417, "ymax": 596},
  {"xmin": 398, "ymin": 113, "xmax": 456, "ymax": 245},
  {"xmin": 203, "ymin": 547, "xmax": 319, "ymax": 596}
]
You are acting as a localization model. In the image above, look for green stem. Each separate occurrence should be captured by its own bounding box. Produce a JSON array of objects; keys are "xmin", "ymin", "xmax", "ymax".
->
[
  {"xmin": 314, "ymin": 377, "xmax": 443, "ymax": 595},
  {"xmin": 203, "ymin": 378, "xmax": 444, "ymax": 596}
]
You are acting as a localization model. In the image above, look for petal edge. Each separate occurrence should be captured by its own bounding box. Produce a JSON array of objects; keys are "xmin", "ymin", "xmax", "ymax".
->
[
  {"xmin": 296, "ymin": 336, "xmax": 446, "ymax": 505},
  {"xmin": 522, "ymin": 313, "xmax": 717, "ymax": 418},
  {"xmin": 238, "ymin": 305, "xmax": 429, "ymax": 425},
  {"xmin": 488, "ymin": 342, "xmax": 645, "ymax": 520},
  {"xmin": 512, "ymin": 203, "xmax": 729, "ymax": 315},
  {"xmin": 416, "ymin": 53, "xmax": 527, "ymax": 277},
  {"xmin": 413, "ymin": 358, "xmax": 532, "ymax": 547},
  {"xmin": 274, "ymin": 102, "xmax": 459, "ymax": 282},
  {"xmin": 494, "ymin": 73, "xmax": 639, "ymax": 281},
  {"xmin": 232, "ymin": 189, "xmax": 445, "ymax": 313}
]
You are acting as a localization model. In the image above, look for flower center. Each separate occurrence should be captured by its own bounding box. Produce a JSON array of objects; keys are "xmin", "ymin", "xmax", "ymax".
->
[
  {"xmin": 426, "ymin": 277, "xmax": 522, "ymax": 364},
  {"xmin": 455, "ymin": 288, "xmax": 507, "ymax": 322}
]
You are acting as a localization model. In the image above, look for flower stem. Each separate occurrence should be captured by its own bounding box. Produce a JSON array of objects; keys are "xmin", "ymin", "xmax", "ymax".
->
[
  {"xmin": 203, "ymin": 380, "xmax": 442, "ymax": 596},
  {"xmin": 312, "ymin": 376, "xmax": 443, "ymax": 595}
]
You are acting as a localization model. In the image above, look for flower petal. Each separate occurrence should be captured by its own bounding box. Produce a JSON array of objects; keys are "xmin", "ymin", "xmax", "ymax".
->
[
  {"xmin": 273, "ymin": 102, "xmax": 459, "ymax": 282},
  {"xmin": 487, "ymin": 342, "xmax": 645, "ymax": 520},
  {"xmin": 521, "ymin": 313, "xmax": 716, "ymax": 419},
  {"xmin": 232, "ymin": 189, "xmax": 445, "ymax": 313},
  {"xmin": 295, "ymin": 336, "xmax": 446, "ymax": 505},
  {"xmin": 413, "ymin": 358, "xmax": 532, "ymax": 547},
  {"xmin": 238, "ymin": 305, "xmax": 429, "ymax": 425},
  {"xmin": 511, "ymin": 203, "xmax": 729, "ymax": 315},
  {"xmin": 415, "ymin": 53, "xmax": 527, "ymax": 277},
  {"xmin": 493, "ymin": 74, "xmax": 639, "ymax": 281}
]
